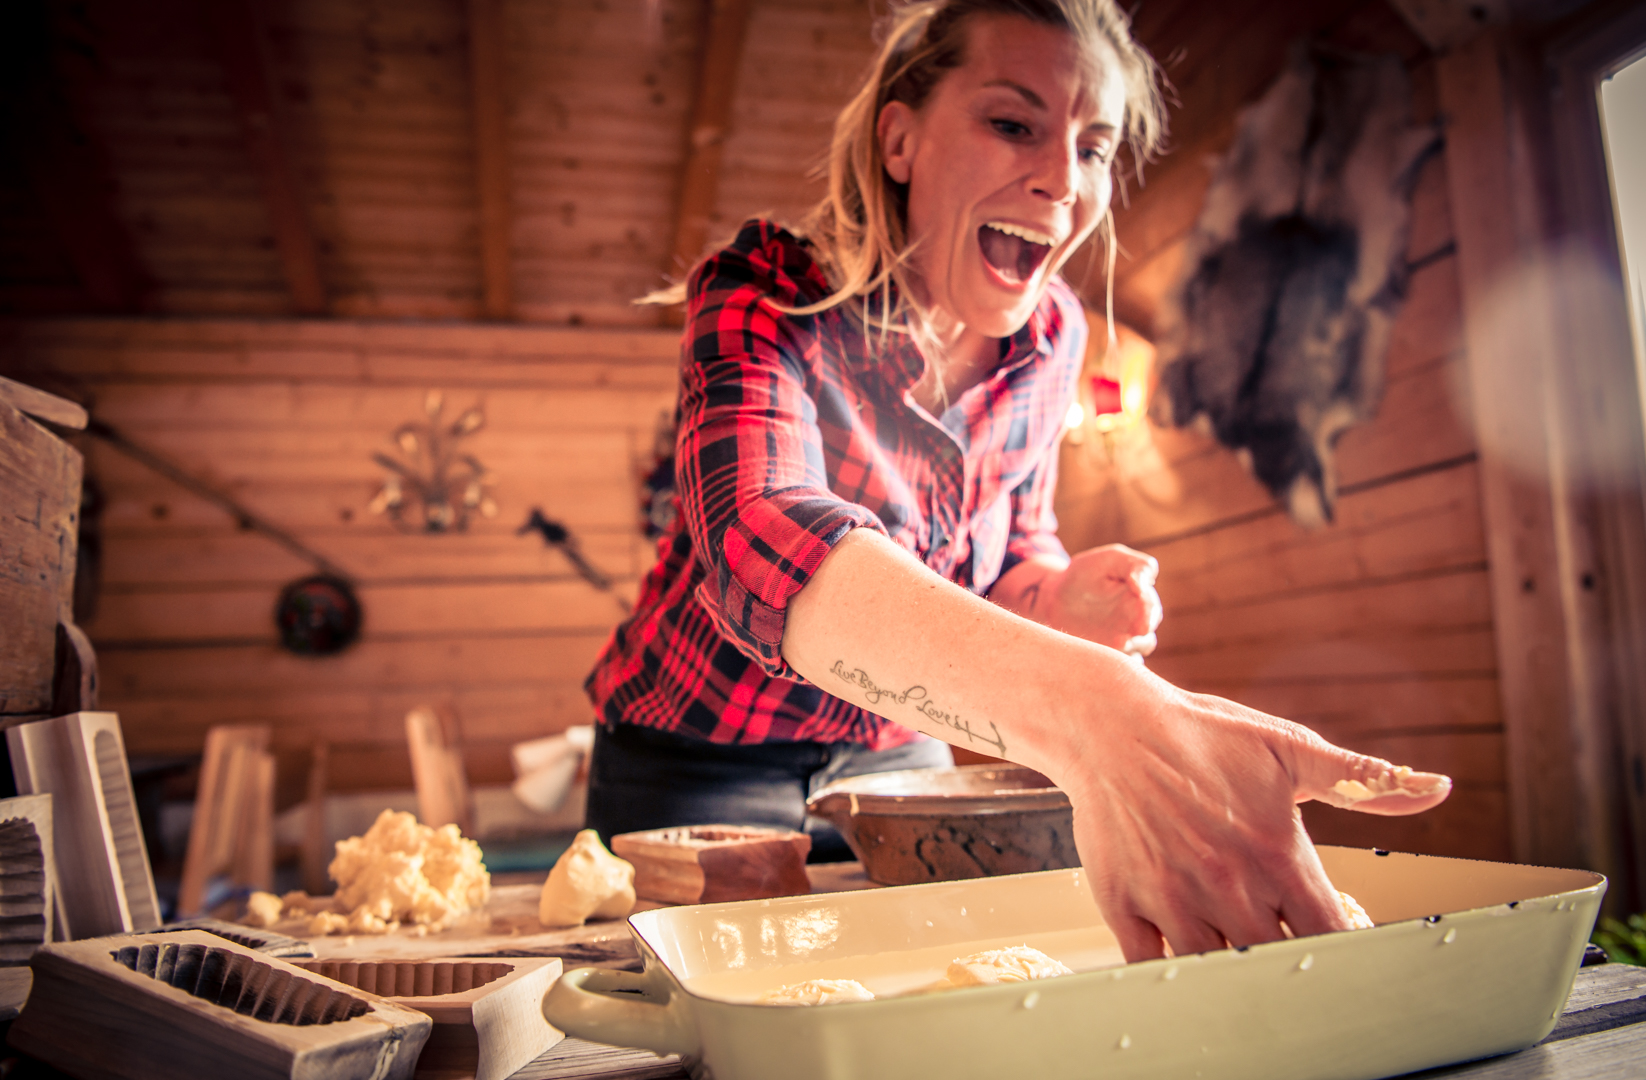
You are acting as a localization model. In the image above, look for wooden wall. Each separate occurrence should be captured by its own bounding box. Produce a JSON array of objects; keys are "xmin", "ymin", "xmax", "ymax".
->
[
  {"xmin": 0, "ymin": 319, "xmax": 676, "ymax": 807},
  {"xmin": 0, "ymin": 0, "xmax": 1538, "ymax": 864},
  {"xmin": 1055, "ymin": 3, "xmax": 1508, "ymax": 860}
]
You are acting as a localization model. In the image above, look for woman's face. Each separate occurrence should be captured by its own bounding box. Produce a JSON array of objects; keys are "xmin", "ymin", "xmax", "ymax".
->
[{"xmin": 879, "ymin": 15, "xmax": 1127, "ymax": 339}]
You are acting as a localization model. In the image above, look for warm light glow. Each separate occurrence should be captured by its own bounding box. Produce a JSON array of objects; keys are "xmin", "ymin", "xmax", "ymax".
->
[
  {"xmin": 1064, "ymin": 401, "xmax": 1086, "ymax": 430},
  {"xmin": 1080, "ymin": 313, "xmax": 1157, "ymax": 434}
]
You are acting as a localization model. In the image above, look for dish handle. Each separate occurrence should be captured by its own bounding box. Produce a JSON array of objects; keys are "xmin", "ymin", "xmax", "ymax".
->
[{"xmin": 543, "ymin": 966, "xmax": 699, "ymax": 1058}]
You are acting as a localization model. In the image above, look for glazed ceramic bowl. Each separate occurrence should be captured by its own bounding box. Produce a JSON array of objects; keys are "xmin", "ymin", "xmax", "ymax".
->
[{"xmin": 805, "ymin": 764, "xmax": 1076, "ymax": 885}]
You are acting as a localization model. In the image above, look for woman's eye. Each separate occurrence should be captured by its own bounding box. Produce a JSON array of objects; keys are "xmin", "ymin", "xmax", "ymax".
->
[
  {"xmin": 990, "ymin": 118, "xmax": 1032, "ymax": 138},
  {"xmin": 1079, "ymin": 145, "xmax": 1115, "ymax": 167}
]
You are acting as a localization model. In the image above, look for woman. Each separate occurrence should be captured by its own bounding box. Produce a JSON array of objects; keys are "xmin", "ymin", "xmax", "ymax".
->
[{"xmin": 585, "ymin": 0, "xmax": 1450, "ymax": 963}]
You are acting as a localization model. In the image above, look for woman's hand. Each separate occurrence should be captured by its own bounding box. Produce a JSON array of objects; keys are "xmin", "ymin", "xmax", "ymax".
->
[
  {"xmin": 784, "ymin": 529, "xmax": 1451, "ymax": 963},
  {"xmin": 991, "ymin": 544, "xmax": 1163, "ymax": 656},
  {"xmin": 1052, "ymin": 669, "xmax": 1451, "ymax": 960}
]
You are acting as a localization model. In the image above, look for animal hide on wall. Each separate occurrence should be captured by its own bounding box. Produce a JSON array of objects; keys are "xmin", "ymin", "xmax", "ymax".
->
[{"xmin": 1151, "ymin": 46, "xmax": 1442, "ymax": 526}]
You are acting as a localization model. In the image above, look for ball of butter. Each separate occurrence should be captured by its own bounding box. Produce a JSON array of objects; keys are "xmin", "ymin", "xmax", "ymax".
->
[
  {"xmin": 757, "ymin": 979, "xmax": 876, "ymax": 1005},
  {"xmin": 539, "ymin": 829, "xmax": 636, "ymax": 928},
  {"xmin": 945, "ymin": 945, "xmax": 1074, "ymax": 987}
]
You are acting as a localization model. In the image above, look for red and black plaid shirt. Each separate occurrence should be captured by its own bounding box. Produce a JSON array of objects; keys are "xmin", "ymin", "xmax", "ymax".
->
[{"xmin": 585, "ymin": 221, "xmax": 1084, "ymax": 748}]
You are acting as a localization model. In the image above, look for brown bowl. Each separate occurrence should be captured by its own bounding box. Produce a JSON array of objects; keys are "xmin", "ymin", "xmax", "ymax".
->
[{"xmin": 805, "ymin": 764, "xmax": 1078, "ymax": 885}]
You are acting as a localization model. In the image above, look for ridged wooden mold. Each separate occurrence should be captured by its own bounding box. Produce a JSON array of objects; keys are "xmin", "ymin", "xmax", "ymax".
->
[
  {"xmin": 9, "ymin": 930, "xmax": 431, "ymax": 1080},
  {"xmin": 7, "ymin": 712, "xmax": 161, "ymax": 938},
  {"xmin": 298, "ymin": 957, "xmax": 565, "ymax": 1080},
  {"xmin": 0, "ymin": 795, "xmax": 55, "ymax": 965}
]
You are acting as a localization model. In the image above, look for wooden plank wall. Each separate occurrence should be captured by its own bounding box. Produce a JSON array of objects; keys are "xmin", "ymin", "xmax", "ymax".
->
[
  {"xmin": 0, "ymin": 319, "xmax": 677, "ymax": 806},
  {"xmin": 1054, "ymin": 5, "xmax": 1510, "ymax": 860},
  {"xmin": 0, "ymin": 0, "xmax": 874, "ymax": 323}
]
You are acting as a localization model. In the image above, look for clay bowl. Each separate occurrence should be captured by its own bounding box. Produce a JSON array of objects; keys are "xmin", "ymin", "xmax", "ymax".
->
[{"xmin": 805, "ymin": 764, "xmax": 1078, "ymax": 886}]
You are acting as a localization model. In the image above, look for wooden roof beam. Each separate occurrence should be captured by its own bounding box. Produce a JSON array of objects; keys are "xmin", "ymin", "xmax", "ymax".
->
[
  {"xmin": 468, "ymin": 0, "xmax": 515, "ymax": 321},
  {"xmin": 666, "ymin": 0, "xmax": 755, "ymax": 286},
  {"xmin": 202, "ymin": 0, "xmax": 328, "ymax": 316},
  {"xmin": 0, "ymin": 2, "xmax": 149, "ymax": 313}
]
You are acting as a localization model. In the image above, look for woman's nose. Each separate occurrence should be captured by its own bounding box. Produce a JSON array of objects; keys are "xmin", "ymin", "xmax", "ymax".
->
[{"xmin": 1030, "ymin": 138, "xmax": 1079, "ymax": 203}]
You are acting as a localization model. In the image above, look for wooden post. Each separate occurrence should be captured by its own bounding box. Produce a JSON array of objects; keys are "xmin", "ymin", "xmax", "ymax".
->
[
  {"xmin": 201, "ymin": 0, "xmax": 329, "ymax": 316},
  {"xmin": 665, "ymin": 0, "xmax": 755, "ymax": 286},
  {"xmin": 177, "ymin": 724, "xmax": 272, "ymax": 916},
  {"xmin": 302, "ymin": 739, "xmax": 332, "ymax": 896},
  {"xmin": 468, "ymin": 0, "xmax": 515, "ymax": 321},
  {"xmin": 1435, "ymin": 28, "xmax": 1646, "ymax": 892}
]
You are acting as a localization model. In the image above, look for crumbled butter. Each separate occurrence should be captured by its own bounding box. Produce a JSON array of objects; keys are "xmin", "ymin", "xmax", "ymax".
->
[
  {"xmin": 323, "ymin": 809, "xmax": 491, "ymax": 934},
  {"xmin": 538, "ymin": 829, "xmax": 635, "ymax": 928},
  {"xmin": 1331, "ymin": 766, "xmax": 1448, "ymax": 805}
]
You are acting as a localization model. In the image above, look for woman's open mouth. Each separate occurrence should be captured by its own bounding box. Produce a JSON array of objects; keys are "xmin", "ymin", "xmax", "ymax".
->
[{"xmin": 978, "ymin": 222, "xmax": 1055, "ymax": 287}]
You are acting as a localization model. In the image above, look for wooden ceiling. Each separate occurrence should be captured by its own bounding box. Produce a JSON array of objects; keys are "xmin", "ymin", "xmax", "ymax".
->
[{"xmin": 0, "ymin": 0, "xmax": 1438, "ymax": 332}]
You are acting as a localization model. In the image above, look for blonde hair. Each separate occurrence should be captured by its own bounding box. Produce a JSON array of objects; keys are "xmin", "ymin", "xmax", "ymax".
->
[
  {"xmin": 799, "ymin": 0, "xmax": 1164, "ymax": 327},
  {"xmin": 650, "ymin": 0, "xmax": 1167, "ymax": 348}
]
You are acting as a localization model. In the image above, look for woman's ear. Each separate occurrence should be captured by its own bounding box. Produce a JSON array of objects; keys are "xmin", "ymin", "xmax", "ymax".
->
[{"xmin": 878, "ymin": 101, "xmax": 917, "ymax": 185}]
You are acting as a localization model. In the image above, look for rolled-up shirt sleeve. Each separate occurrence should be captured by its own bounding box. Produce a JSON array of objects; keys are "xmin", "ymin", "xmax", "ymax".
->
[{"xmin": 677, "ymin": 233, "xmax": 887, "ymax": 678}]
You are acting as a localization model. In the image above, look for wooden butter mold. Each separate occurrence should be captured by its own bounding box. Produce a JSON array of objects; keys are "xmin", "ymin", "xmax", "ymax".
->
[
  {"xmin": 9, "ymin": 930, "xmax": 431, "ymax": 1080},
  {"xmin": 0, "ymin": 794, "xmax": 55, "ymax": 962},
  {"xmin": 611, "ymin": 824, "xmax": 811, "ymax": 905},
  {"xmin": 8, "ymin": 711, "xmax": 161, "ymax": 938},
  {"xmin": 298, "ymin": 957, "xmax": 565, "ymax": 1080}
]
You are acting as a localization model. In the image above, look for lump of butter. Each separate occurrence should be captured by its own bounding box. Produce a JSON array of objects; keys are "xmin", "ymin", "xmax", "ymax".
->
[
  {"xmin": 243, "ymin": 890, "xmax": 284, "ymax": 928},
  {"xmin": 757, "ymin": 979, "xmax": 876, "ymax": 1006},
  {"xmin": 1339, "ymin": 890, "xmax": 1375, "ymax": 930},
  {"xmin": 945, "ymin": 945, "xmax": 1074, "ymax": 987},
  {"xmin": 538, "ymin": 829, "xmax": 636, "ymax": 928},
  {"xmin": 321, "ymin": 808, "xmax": 491, "ymax": 934}
]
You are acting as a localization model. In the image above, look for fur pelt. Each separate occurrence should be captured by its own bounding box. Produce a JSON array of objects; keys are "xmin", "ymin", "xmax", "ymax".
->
[{"xmin": 1151, "ymin": 46, "xmax": 1442, "ymax": 526}]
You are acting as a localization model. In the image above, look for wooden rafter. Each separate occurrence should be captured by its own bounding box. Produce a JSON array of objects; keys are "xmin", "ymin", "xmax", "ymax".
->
[
  {"xmin": 666, "ymin": 0, "xmax": 755, "ymax": 284},
  {"xmin": 0, "ymin": 2, "xmax": 148, "ymax": 313},
  {"xmin": 202, "ymin": 0, "xmax": 328, "ymax": 316},
  {"xmin": 468, "ymin": 0, "xmax": 515, "ymax": 320}
]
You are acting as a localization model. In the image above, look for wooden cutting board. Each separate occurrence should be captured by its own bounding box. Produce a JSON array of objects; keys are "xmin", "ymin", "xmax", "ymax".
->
[
  {"xmin": 264, "ymin": 865, "xmax": 879, "ymax": 967},
  {"xmin": 266, "ymin": 885, "xmax": 650, "ymax": 968}
]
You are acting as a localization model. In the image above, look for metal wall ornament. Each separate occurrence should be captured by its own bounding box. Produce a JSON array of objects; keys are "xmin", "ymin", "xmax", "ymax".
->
[{"xmin": 370, "ymin": 391, "xmax": 499, "ymax": 533}]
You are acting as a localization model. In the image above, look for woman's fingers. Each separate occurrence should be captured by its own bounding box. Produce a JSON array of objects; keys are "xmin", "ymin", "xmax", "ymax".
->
[
  {"xmin": 1105, "ymin": 910, "xmax": 1168, "ymax": 962},
  {"xmin": 1286, "ymin": 734, "xmax": 1453, "ymax": 816}
]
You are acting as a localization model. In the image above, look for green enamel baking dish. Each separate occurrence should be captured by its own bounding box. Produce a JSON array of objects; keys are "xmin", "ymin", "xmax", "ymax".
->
[{"xmin": 543, "ymin": 846, "xmax": 1604, "ymax": 1080}]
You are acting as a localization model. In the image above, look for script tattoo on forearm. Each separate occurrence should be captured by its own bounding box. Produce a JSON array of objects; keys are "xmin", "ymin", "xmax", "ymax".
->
[{"xmin": 828, "ymin": 660, "xmax": 1006, "ymax": 755}]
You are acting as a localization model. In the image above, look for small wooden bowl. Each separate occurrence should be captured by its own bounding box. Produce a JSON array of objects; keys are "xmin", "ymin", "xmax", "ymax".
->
[
  {"xmin": 806, "ymin": 765, "xmax": 1078, "ymax": 886},
  {"xmin": 611, "ymin": 825, "xmax": 811, "ymax": 905}
]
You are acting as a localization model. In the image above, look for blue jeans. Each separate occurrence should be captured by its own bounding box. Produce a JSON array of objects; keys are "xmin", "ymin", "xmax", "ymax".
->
[{"xmin": 585, "ymin": 722, "xmax": 954, "ymax": 862}]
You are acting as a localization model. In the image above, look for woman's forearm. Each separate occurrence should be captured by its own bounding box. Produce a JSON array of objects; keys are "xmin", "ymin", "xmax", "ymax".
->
[{"xmin": 780, "ymin": 527, "xmax": 1142, "ymax": 781}]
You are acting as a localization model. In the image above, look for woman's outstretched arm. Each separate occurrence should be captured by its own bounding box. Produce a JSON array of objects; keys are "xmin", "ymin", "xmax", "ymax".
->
[{"xmin": 782, "ymin": 527, "xmax": 1450, "ymax": 962}]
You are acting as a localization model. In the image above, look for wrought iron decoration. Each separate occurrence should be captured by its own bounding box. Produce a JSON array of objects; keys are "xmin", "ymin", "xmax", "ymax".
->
[{"xmin": 370, "ymin": 390, "xmax": 498, "ymax": 533}]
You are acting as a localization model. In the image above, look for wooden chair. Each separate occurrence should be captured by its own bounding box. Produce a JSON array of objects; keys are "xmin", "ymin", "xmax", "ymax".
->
[
  {"xmin": 406, "ymin": 707, "xmax": 472, "ymax": 834},
  {"xmin": 177, "ymin": 724, "xmax": 275, "ymax": 917}
]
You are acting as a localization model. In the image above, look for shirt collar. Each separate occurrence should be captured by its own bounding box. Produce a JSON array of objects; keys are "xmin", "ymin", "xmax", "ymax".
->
[{"xmin": 841, "ymin": 283, "xmax": 1056, "ymax": 395}]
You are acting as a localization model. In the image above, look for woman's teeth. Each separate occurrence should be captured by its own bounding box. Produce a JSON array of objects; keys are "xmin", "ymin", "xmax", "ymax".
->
[
  {"xmin": 984, "ymin": 221, "xmax": 1055, "ymax": 246},
  {"xmin": 978, "ymin": 223, "xmax": 1055, "ymax": 285}
]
